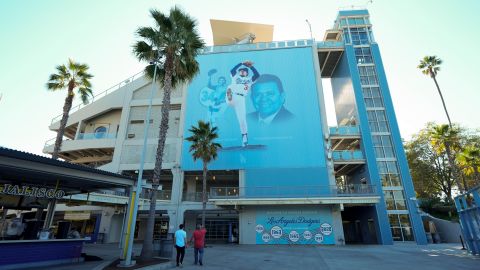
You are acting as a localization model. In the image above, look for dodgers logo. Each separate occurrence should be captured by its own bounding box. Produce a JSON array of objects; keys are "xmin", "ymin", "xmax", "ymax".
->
[
  {"xmin": 270, "ymin": 226, "xmax": 283, "ymax": 239},
  {"xmin": 303, "ymin": 230, "xmax": 312, "ymax": 240},
  {"xmin": 288, "ymin": 231, "xmax": 300, "ymax": 242},
  {"xmin": 320, "ymin": 223, "xmax": 332, "ymax": 236},
  {"xmin": 314, "ymin": 233, "xmax": 324, "ymax": 243},
  {"xmin": 262, "ymin": 233, "xmax": 271, "ymax": 243}
]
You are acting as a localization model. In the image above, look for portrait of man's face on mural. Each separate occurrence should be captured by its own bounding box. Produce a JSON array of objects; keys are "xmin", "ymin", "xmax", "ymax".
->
[{"xmin": 248, "ymin": 74, "xmax": 294, "ymax": 125}]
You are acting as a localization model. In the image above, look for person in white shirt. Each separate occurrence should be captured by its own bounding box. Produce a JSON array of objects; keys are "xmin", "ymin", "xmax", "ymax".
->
[
  {"xmin": 226, "ymin": 61, "xmax": 260, "ymax": 147},
  {"xmin": 174, "ymin": 224, "xmax": 187, "ymax": 267}
]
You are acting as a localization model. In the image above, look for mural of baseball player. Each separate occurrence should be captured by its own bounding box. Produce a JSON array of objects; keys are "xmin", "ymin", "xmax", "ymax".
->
[
  {"xmin": 226, "ymin": 61, "xmax": 260, "ymax": 147},
  {"xmin": 199, "ymin": 69, "xmax": 228, "ymax": 127}
]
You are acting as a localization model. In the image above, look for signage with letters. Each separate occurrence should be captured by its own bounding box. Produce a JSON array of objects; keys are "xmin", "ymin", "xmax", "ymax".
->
[
  {"xmin": 0, "ymin": 184, "xmax": 65, "ymax": 199},
  {"xmin": 255, "ymin": 209, "xmax": 335, "ymax": 245}
]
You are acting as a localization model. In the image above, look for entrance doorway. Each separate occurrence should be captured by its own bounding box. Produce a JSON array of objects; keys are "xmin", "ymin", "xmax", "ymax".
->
[{"xmin": 341, "ymin": 206, "xmax": 378, "ymax": 244}]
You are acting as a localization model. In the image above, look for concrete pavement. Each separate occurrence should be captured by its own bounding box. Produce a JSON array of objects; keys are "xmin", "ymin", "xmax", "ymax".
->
[{"xmin": 29, "ymin": 243, "xmax": 478, "ymax": 270}]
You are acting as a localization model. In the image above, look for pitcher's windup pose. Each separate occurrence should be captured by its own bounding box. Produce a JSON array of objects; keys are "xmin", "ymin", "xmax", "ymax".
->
[{"xmin": 226, "ymin": 61, "xmax": 259, "ymax": 147}]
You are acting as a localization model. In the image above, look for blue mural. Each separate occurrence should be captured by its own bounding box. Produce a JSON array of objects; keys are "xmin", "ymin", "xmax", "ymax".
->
[
  {"xmin": 182, "ymin": 47, "xmax": 326, "ymax": 170},
  {"xmin": 255, "ymin": 209, "xmax": 335, "ymax": 245}
]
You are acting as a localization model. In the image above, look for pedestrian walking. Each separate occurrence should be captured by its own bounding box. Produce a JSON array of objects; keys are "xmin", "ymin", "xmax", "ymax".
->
[
  {"xmin": 190, "ymin": 224, "xmax": 207, "ymax": 266},
  {"xmin": 174, "ymin": 224, "xmax": 187, "ymax": 267}
]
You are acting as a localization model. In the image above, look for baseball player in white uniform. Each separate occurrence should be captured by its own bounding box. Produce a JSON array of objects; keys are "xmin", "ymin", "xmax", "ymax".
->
[{"xmin": 226, "ymin": 61, "xmax": 260, "ymax": 147}]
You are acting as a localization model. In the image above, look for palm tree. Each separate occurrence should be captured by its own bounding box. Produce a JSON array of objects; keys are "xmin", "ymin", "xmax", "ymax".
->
[
  {"xmin": 458, "ymin": 145, "xmax": 480, "ymax": 186},
  {"xmin": 429, "ymin": 124, "xmax": 465, "ymax": 191},
  {"xmin": 46, "ymin": 59, "xmax": 93, "ymax": 160},
  {"xmin": 185, "ymin": 120, "xmax": 222, "ymax": 227},
  {"xmin": 418, "ymin": 56, "xmax": 452, "ymax": 128},
  {"xmin": 133, "ymin": 7, "xmax": 204, "ymax": 259}
]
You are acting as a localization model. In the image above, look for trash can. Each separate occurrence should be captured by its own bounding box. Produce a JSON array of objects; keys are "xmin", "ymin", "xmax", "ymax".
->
[
  {"xmin": 159, "ymin": 233, "xmax": 174, "ymax": 258},
  {"xmin": 426, "ymin": 232, "xmax": 433, "ymax": 244}
]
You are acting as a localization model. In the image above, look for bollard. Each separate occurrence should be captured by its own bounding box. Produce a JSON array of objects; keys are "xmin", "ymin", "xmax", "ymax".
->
[{"xmin": 460, "ymin": 235, "xmax": 466, "ymax": 250}]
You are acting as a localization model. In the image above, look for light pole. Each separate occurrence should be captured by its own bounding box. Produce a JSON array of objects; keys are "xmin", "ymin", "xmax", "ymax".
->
[
  {"xmin": 120, "ymin": 59, "xmax": 159, "ymax": 267},
  {"xmin": 306, "ymin": 19, "xmax": 313, "ymax": 40}
]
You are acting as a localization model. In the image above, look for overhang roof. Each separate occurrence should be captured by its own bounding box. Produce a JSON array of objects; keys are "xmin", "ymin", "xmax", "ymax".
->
[
  {"xmin": 0, "ymin": 147, "xmax": 134, "ymax": 195},
  {"xmin": 210, "ymin": 19, "xmax": 273, "ymax": 45}
]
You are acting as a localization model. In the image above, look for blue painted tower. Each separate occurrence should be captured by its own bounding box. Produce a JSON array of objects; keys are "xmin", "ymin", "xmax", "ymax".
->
[{"xmin": 328, "ymin": 9, "xmax": 427, "ymax": 244}]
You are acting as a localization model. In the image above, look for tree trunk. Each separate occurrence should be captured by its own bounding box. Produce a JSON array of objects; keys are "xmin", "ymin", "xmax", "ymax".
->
[
  {"xmin": 140, "ymin": 55, "xmax": 173, "ymax": 260},
  {"xmin": 444, "ymin": 142, "xmax": 464, "ymax": 192},
  {"xmin": 431, "ymin": 72, "xmax": 452, "ymax": 128},
  {"xmin": 52, "ymin": 86, "xmax": 74, "ymax": 160},
  {"xmin": 202, "ymin": 162, "xmax": 207, "ymax": 228}
]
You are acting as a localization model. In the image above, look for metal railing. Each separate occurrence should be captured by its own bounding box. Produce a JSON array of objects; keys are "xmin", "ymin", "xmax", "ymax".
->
[
  {"xmin": 77, "ymin": 133, "xmax": 117, "ymax": 140},
  {"xmin": 50, "ymin": 71, "xmax": 145, "ymax": 124},
  {"xmin": 43, "ymin": 133, "xmax": 117, "ymax": 149},
  {"xmin": 317, "ymin": 41, "xmax": 344, "ymax": 49},
  {"xmin": 332, "ymin": 150, "xmax": 364, "ymax": 161},
  {"xmin": 200, "ymin": 39, "xmax": 315, "ymax": 55},
  {"xmin": 182, "ymin": 192, "xmax": 209, "ymax": 202},
  {"xmin": 209, "ymin": 184, "xmax": 377, "ymax": 199},
  {"xmin": 329, "ymin": 125, "xmax": 360, "ymax": 136}
]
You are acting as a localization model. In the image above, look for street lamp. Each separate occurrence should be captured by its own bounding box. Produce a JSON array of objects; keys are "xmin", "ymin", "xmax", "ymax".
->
[
  {"xmin": 305, "ymin": 19, "xmax": 313, "ymax": 40},
  {"xmin": 120, "ymin": 59, "xmax": 160, "ymax": 267}
]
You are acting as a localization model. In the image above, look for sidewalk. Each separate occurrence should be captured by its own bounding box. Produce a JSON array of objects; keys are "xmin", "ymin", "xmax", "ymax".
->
[{"xmin": 30, "ymin": 243, "xmax": 478, "ymax": 270}]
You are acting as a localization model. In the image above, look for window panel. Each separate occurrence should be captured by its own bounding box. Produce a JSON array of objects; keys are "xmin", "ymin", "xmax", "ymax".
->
[{"xmin": 388, "ymin": 214, "xmax": 400, "ymax": 227}]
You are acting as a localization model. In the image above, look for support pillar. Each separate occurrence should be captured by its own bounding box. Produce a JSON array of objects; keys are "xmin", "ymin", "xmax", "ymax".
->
[{"xmin": 43, "ymin": 199, "xmax": 57, "ymax": 229}]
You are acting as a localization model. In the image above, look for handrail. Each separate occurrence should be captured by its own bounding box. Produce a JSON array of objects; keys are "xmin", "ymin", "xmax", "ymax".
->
[
  {"xmin": 209, "ymin": 184, "xmax": 377, "ymax": 199},
  {"xmin": 200, "ymin": 39, "xmax": 315, "ymax": 55},
  {"xmin": 50, "ymin": 70, "xmax": 145, "ymax": 124}
]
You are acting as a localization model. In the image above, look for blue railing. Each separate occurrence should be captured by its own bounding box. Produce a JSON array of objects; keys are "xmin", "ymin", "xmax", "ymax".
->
[
  {"xmin": 201, "ymin": 39, "xmax": 315, "ymax": 54},
  {"xmin": 210, "ymin": 184, "xmax": 377, "ymax": 199},
  {"xmin": 329, "ymin": 126, "xmax": 360, "ymax": 136},
  {"xmin": 455, "ymin": 185, "xmax": 480, "ymax": 255},
  {"xmin": 332, "ymin": 150, "xmax": 364, "ymax": 161},
  {"xmin": 77, "ymin": 133, "xmax": 117, "ymax": 140},
  {"xmin": 317, "ymin": 41, "xmax": 344, "ymax": 49}
]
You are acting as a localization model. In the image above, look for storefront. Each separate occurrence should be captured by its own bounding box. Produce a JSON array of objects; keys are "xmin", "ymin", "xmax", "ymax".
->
[{"xmin": 0, "ymin": 147, "xmax": 134, "ymax": 269}]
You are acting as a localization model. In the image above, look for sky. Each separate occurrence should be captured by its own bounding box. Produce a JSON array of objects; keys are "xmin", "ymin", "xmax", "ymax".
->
[{"xmin": 0, "ymin": 0, "xmax": 479, "ymax": 156}]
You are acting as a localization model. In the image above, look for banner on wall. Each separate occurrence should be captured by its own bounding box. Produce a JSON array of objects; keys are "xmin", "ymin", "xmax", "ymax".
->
[
  {"xmin": 255, "ymin": 210, "xmax": 335, "ymax": 245},
  {"xmin": 182, "ymin": 47, "xmax": 326, "ymax": 171}
]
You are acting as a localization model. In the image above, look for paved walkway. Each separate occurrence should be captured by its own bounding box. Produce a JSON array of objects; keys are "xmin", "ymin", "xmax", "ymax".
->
[{"xmin": 30, "ymin": 243, "xmax": 478, "ymax": 270}]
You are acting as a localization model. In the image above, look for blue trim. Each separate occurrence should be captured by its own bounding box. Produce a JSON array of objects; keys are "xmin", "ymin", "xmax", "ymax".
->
[
  {"xmin": 370, "ymin": 44, "xmax": 427, "ymax": 245},
  {"xmin": 338, "ymin": 10, "xmax": 369, "ymax": 17},
  {"xmin": 344, "ymin": 45, "xmax": 393, "ymax": 244}
]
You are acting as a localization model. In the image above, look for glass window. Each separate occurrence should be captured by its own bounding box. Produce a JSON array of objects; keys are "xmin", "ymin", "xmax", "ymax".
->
[
  {"xmin": 391, "ymin": 228, "xmax": 402, "ymax": 241},
  {"xmin": 399, "ymin": 214, "xmax": 412, "ymax": 227},
  {"xmin": 402, "ymin": 227, "xmax": 414, "ymax": 241},
  {"xmin": 388, "ymin": 214, "xmax": 400, "ymax": 227},
  {"xmin": 94, "ymin": 126, "xmax": 107, "ymax": 139}
]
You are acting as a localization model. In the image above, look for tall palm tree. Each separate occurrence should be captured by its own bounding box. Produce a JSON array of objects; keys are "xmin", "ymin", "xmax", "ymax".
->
[
  {"xmin": 458, "ymin": 145, "xmax": 480, "ymax": 186},
  {"xmin": 429, "ymin": 124, "xmax": 465, "ymax": 191},
  {"xmin": 46, "ymin": 59, "xmax": 93, "ymax": 160},
  {"xmin": 418, "ymin": 56, "xmax": 452, "ymax": 128},
  {"xmin": 133, "ymin": 7, "xmax": 204, "ymax": 259},
  {"xmin": 185, "ymin": 120, "xmax": 222, "ymax": 227}
]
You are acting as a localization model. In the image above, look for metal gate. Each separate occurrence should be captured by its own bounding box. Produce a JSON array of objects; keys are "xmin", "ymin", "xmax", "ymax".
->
[{"xmin": 455, "ymin": 185, "xmax": 480, "ymax": 255}]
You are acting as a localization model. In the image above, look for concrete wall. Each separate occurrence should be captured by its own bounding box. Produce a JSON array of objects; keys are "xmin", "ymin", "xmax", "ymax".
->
[
  {"xmin": 422, "ymin": 214, "xmax": 462, "ymax": 243},
  {"xmin": 82, "ymin": 109, "xmax": 122, "ymax": 135}
]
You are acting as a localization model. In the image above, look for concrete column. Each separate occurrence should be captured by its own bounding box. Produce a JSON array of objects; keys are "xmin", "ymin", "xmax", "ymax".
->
[
  {"xmin": 168, "ymin": 209, "xmax": 184, "ymax": 234},
  {"xmin": 239, "ymin": 170, "xmax": 245, "ymax": 197},
  {"xmin": 74, "ymin": 120, "xmax": 83, "ymax": 139},
  {"xmin": 331, "ymin": 205, "xmax": 345, "ymax": 245},
  {"xmin": 43, "ymin": 199, "xmax": 57, "ymax": 229},
  {"xmin": 185, "ymin": 177, "xmax": 196, "ymax": 194},
  {"xmin": 35, "ymin": 208, "xmax": 44, "ymax": 220},
  {"xmin": 170, "ymin": 166, "xmax": 184, "ymax": 205}
]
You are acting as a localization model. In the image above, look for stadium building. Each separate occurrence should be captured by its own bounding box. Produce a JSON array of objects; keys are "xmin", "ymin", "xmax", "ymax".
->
[{"xmin": 42, "ymin": 9, "xmax": 427, "ymax": 245}]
